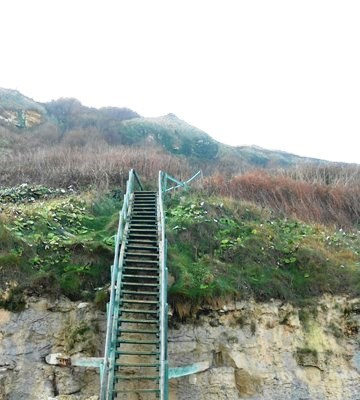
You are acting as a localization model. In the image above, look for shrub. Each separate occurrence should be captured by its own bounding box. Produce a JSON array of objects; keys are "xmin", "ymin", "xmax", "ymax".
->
[
  {"xmin": 0, "ymin": 143, "xmax": 192, "ymax": 189},
  {"xmin": 203, "ymin": 171, "xmax": 360, "ymax": 228}
]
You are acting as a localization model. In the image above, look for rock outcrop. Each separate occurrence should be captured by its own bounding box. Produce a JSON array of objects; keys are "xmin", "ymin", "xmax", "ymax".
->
[
  {"xmin": 0, "ymin": 88, "xmax": 45, "ymax": 129},
  {"xmin": 169, "ymin": 296, "xmax": 360, "ymax": 399},
  {"xmin": 0, "ymin": 296, "xmax": 359, "ymax": 399}
]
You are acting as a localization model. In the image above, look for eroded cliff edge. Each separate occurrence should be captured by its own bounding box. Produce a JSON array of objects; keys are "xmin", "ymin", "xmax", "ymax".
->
[{"xmin": 0, "ymin": 296, "xmax": 359, "ymax": 400}]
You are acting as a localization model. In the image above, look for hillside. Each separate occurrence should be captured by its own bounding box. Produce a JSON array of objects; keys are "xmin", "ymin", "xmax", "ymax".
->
[
  {"xmin": 0, "ymin": 184, "xmax": 359, "ymax": 314},
  {"xmin": 0, "ymin": 87, "xmax": 359, "ymax": 314},
  {"xmin": 0, "ymin": 87, "xmax": 327, "ymax": 170}
]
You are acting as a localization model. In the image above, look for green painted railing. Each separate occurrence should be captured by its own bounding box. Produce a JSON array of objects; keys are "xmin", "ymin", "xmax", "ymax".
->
[
  {"xmin": 162, "ymin": 170, "xmax": 203, "ymax": 193},
  {"xmin": 158, "ymin": 172, "xmax": 169, "ymax": 400},
  {"xmin": 100, "ymin": 169, "xmax": 143, "ymax": 400},
  {"xmin": 157, "ymin": 170, "xmax": 201, "ymax": 400},
  {"xmin": 100, "ymin": 169, "xmax": 201, "ymax": 400}
]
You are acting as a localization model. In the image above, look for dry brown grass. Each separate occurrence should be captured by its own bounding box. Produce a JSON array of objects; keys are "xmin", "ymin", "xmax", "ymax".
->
[
  {"xmin": 0, "ymin": 143, "xmax": 192, "ymax": 189},
  {"xmin": 203, "ymin": 170, "xmax": 360, "ymax": 228},
  {"xmin": 276, "ymin": 163, "xmax": 360, "ymax": 187}
]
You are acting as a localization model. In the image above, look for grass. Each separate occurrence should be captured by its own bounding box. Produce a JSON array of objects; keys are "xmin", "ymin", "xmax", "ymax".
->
[
  {"xmin": 0, "ymin": 187, "xmax": 120, "ymax": 307},
  {"xmin": 1, "ymin": 184, "xmax": 360, "ymax": 315},
  {"xmin": 0, "ymin": 142, "xmax": 192, "ymax": 189},
  {"xmin": 203, "ymin": 171, "xmax": 360, "ymax": 228},
  {"xmin": 166, "ymin": 193, "xmax": 360, "ymax": 313}
]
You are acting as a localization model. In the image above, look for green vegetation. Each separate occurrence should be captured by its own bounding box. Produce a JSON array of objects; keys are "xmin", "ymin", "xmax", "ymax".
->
[
  {"xmin": 121, "ymin": 115, "xmax": 219, "ymax": 159},
  {"xmin": 1, "ymin": 88, "xmax": 330, "ymax": 176},
  {"xmin": 0, "ymin": 88, "xmax": 45, "ymax": 114},
  {"xmin": 1, "ymin": 88, "xmax": 359, "ymax": 316},
  {"xmin": 0, "ymin": 183, "xmax": 71, "ymax": 204},
  {"xmin": 1, "ymin": 184, "xmax": 360, "ymax": 314},
  {"xmin": 0, "ymin": 186, "xmax": 120, "ymax": 306},
  {"xmin": 166, "ymin": 194, "xmax": 360, "ymax": 310}
]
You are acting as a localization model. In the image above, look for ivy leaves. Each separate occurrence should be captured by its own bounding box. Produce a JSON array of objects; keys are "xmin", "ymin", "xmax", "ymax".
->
[
  {"xmin": 0, "ymin": 183, "xmax": 72, "ymax": 204},
  {"xmin": 4, "ymin": 197, "xmax": 94, "ymax": 270}
]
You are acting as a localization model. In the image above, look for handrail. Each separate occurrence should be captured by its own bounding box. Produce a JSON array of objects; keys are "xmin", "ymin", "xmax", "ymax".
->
[
  {"xmin": 163, "ymin": 170, "xmax": 202, "ymax": 193},
  {"xmin": 133, "ymin": 170, "xmax": 144, "ymax": 191},
  {"xmin": 100, "ymin": 169, "xmax": 199, "ymax": 400},
  {"xmin": 158, "ymin": 172, "xmax": 169, "ymax": 400},
  {"xmin": 100, "ymin": 169, "xmax": 143, "ymax": 400},
  {"xmin": 157, "ymin": 169, "xmax": 202, "ymax": 400}
]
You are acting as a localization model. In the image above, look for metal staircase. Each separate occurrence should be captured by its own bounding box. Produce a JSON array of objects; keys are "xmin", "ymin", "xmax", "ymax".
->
[
  {"xmin": 100, "ymin": 170, "xmax": 202, "ymax": 400},
  {"xmin": 113, "ymin": 190, "xmax": 162, "ymax": 399}
]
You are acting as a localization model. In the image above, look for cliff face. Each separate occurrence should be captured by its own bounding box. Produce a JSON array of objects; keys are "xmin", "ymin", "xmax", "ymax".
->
[
  {"xmin": 0, "ymin": 296, "xmax": 359, "ymax": 400},
  {"xmin": 0, "ymin": 108, "xmax": 43, "ymax": 128},
  {"xmin": 0, "ymin": 88, "xmax": 46, "ymax": 129},
  {"xmin": 0, "ymin": 298, "xmax": 104, "ymax": 400},
  {"xmin": 169, "ymin": 296, "xmax": 360, "ymax": 400}
]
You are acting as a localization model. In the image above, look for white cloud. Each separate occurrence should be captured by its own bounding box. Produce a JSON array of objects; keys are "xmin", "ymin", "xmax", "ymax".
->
[{"xmin": 0, "ymin": 0, "xmax": 359, "ymax": 163}]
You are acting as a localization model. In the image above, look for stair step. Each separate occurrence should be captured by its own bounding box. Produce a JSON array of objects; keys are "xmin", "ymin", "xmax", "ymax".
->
[
  {"xmin": 132, "ymin": 210, "xmax": 157, "ymax": 213},
  {"xmin": 130, "ymin": 222, "xmax": 157, "ymax": 230},
  {"xmin": 132, "ymin": 211, "xmax": 156, "ymax": 214},
  {"xmin": 122, "ymin": 282, "xmax": 159, "ymax": 287},
  {"xmin": 114, "ymin": 389, "xmax": 160, "ymax": 395},
  {"xmin": 125, "ymin": 252, "xmax": 158, "ymax": 258},
  {"xmin": 127, "ymin": 239, "xmax": 158, "ymax": 244},
  {"xmin": 116, "ymin": 362, "xmax": 160, "ymax": 368},
  {"xmin": 130, "ymin": 216, "xmax": 157, "ymax": 219},
  {"xmin": 127, "ymin": 234, "xmax": 158, "ymax": 239},
  {"xmin": 126, "ymin": 245, "xmax": 159, "ymax": 251},
  {"xmin": 117, "ymin": 339, "xmax": 159, "ymax": 345},
  {"xmin": 124, "ymin": 259, "xmax": 158, "ymax": 264},
  {"xmin": 132, "ymin": 209, "xmax": 156, "ymax": 212},
  {"xmin": 134, "ymin": 198, "xmax": 156, "ymax": 201},
  {"xmin": 121, "ymin": 299, "xmax": 158, "ymax": 305},
  {"xmin": 132, "ymin": 208, "xmax": 157, "ymax": 217},
  {"xmin": 119, "ymin": 318, "xmax": 158, "ymax": 325},
  {"xmin": 123, "ymin": 266, "xmax": 159, "ymax": 272},
  {"xmin": 116, "ymin": 350, "xmax": 160, "ymax": 356},
  {"xmin": 118, "ymin": 328, "xmax": 158, "ymax": 335},
  {"xmin": 131, "ymin": 214, "xmax": 157, "ymax": 217},
  {"xmin": 115, "ymin": 375, "xmax": 159, "ymax": 381},
  {"xmin": 129, "ymin": 229, "xmax": 158, "ymax": 233},
  {"xmin": 120, "ymin": 308, "xmax": 158, "ymax": 314},
  {"xmin": 131, "ymin": 214, "xmax": 157, "ymax": 218},
  {"xmin": 123, "ymin": 274, "xmax": 159, "ymax": 280},
  {"xmin": 127, "ymin": 237, "xmax": 158, "ymax": 242},
  {"xmin": 122, "ymin": 290, "xmax": 159, "ymax": 296},
  {"xmin": 130, "ymin": 219, "xmax": 157, "ymax": 224}
]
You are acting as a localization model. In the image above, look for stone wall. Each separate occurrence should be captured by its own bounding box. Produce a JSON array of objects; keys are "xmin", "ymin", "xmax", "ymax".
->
[{"xmin": 0, "ymin": 296, "xmax": 359, "ymax": 399}]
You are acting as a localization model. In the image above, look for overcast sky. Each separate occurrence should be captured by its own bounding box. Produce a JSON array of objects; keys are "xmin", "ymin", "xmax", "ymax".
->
[{"xmin": 0, "ymin": 1, "xmax": 359, "ymax": 163}]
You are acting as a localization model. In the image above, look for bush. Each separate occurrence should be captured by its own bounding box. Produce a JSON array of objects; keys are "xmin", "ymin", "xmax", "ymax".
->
[
  {"xmin": 203, "ymin": 171, "xmax": 360, "ymax": 228},
  {"xmin": 0, "ymin": 144, "xmax": 192, "ymax": 189}
]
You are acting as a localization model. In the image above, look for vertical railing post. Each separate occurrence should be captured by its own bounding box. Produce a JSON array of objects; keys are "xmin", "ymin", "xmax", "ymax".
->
[{"xmin": 158, "ymin": 171, "xmax": 168, "ymax": 400}]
